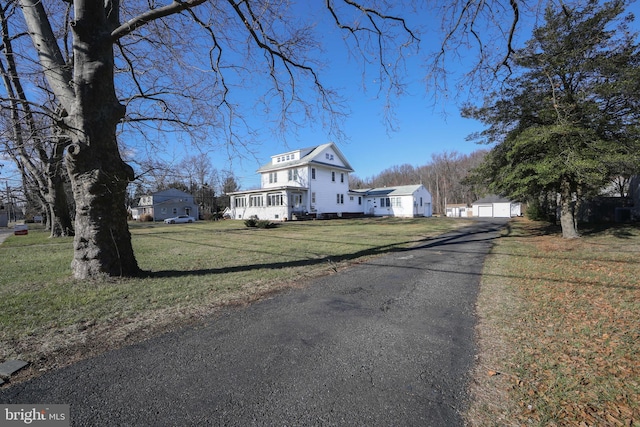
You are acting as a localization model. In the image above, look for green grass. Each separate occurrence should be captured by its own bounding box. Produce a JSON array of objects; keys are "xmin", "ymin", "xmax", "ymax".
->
[
  {"xmin": 466, "ymin": 218, "xmax": 640, "ymax": 426},
  {"xmin": 0, "ymin": 217, "xmax": 470, "ymax": 370}
]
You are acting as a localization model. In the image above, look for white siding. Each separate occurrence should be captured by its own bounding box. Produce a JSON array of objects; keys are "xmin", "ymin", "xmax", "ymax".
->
[
  {"xmin": 363, "ymin": 187, "xmax": 432, "ymax": 218},
  {"xmin": 308, "ymin": 166, "xmax": 350, "ymax": 215},
  {"xmin": 475, "ymin": 205, "xmax": 493, "ymax": 217},
  {"xmin": 493, "ymin": 202, "xmax": 511, "ymax": 217}
]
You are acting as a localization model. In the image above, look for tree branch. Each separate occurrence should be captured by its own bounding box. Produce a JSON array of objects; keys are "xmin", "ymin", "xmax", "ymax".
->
[
  {"xmin": 110, "ymin": 0, "xmax": 207, "ymax": 41},
  {"xmin": 18, "ymin": 0, "xmax": 74, "ymax": 114}
]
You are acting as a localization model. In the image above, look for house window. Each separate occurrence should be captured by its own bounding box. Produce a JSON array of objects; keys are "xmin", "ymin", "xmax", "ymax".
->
[
  {"xmin": 420, "ymin": 197, "xmax": 423, "ymax": 206},
  {"xmin": 311, "ymin": 168, "xmax": 316, "ymax": 179},
  {"xmin": 391, "ymin": 197, "xmax": 402, "ymax": 207},
  {"xmin": 358, "ymin": 197, "xmax": 362, "ymax": 205},
  {"xmin": 311, "ymin": 192, "xmax": 316, "ymax": 203},
  {"xmin": 235, "ymin": 197, "xmax": 247, "ymax": 208},
  {"xmin": 173, "ymin": 208, "xmax": 177, "ymax": 215},
  {"xmin": 336, "ymin": 194, "xmax": 344, "ymax": 204},
  {"xmin": 267, "ymin": 194, "xmax": 283, "ymax": 206},
  {"xmin": 380, "ymin": 197, "xmax": 390, "ymax": 207},
  {"xmin": 331, "ymin": 171, "xmax": 335, "ymax": 182},
  {"xmin": 250, "ymin": 196, "xmax": 263, "ymax": 207},
  {"xmin": 341, "ymin": 173, "xmax": 344, "ymax": 183},
  {"xmin": 269, "ymin": 172, "xmax": 278, "ymax": 184},
  {"xmin": 288, "ymin": 169, "xmax": 299, "ymax": 181}
]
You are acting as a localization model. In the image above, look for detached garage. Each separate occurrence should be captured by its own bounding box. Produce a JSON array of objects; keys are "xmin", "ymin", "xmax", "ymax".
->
[{"xmin": 472, "ymin": 195, "xmax": 521, "ymax": 218}]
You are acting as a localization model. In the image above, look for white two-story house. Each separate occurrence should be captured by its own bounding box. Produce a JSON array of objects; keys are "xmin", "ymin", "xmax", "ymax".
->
[{"xmin": 228, "ymin": 143, "xmax": 432, "ymax": 220}]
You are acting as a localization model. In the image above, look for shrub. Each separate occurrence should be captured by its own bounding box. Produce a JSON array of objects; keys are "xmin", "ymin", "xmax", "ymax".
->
[
  {"xmin": 255, "ymin": 219, "xmax": 276, "ymax": 229},
  {"xmin": 244, "ymin": 217, "xmax": 258, "ymax": 228},
  {"xmin": 244, "ymin": 217, "xmax": 276, "ymax": 228}
]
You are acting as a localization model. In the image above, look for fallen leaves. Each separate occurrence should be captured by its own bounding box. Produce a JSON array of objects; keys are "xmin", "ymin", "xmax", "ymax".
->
[{"xmin": 467, "ymin": 218, "xmax": 640, "ymax": 426}]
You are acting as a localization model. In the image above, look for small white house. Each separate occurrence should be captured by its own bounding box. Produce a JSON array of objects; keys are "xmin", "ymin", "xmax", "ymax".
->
[
  {"xmin": 445, "ymin": 204, "xmax": 472, "ymax": 218},
  {"xmin": 353, "ymin": 185, "xmax": 432, "ymax": 218},
  {"xmin": 472, "ymin": 195, "xmax": 521, "ymax": 218},
  {"xmin": 228, "ymin": 143, "xmax": 432, "ymax": 220},
  {"xmin": 132, "ymin": 188, "xmax": 199, "ymax": 222}
]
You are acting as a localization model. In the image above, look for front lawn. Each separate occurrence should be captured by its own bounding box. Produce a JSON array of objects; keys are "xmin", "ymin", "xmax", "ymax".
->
[
  {"xmin": 467, "ymin": 218, "xmax": 640, "ymax": 426},
  {"xmin": 0, "ymin": 217, "xmax": 470, "ymax": 382}
]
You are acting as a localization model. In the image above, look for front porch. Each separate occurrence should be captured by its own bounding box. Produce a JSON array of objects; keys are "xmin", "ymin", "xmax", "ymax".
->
[{"xmin": 229, "ymin": 187, "xmax": 309, "ymax": 221}]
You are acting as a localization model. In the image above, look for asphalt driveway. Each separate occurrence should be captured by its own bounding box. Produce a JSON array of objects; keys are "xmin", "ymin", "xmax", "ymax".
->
[{"xmin": 0, "ymin": 219, "xmax": 508, "ymax": 426}]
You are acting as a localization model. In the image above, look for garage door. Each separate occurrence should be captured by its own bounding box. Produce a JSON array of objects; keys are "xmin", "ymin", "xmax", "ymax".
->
[{"xmin": 478, "ymin": 205, "xmax": 493, "ymax": 217}]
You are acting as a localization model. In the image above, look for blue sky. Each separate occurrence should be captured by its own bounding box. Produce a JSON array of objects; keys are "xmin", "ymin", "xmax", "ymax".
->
[
  {"xmin": 229, "ymin": 84, "xmax": 486, "ymax": 190},
  {"xmin": 197, "ymin": 3, "xmax": 493, "ymax": 190},
  {"xmin": 215, "ymin": 0, "xmax": 640, "ymax": 191},
  {"xmin": 3, "ymin": 1, "xmax": 639, "ymax": 194}
]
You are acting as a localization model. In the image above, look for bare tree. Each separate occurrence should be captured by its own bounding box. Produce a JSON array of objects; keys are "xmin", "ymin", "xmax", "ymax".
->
[
  {"xmin": 0, "ymin": 2, "xmax": 73, "ymax": 237},
  {"xmin": 14, "ymin": 0, "xmax": 423, "ymax": 278}
]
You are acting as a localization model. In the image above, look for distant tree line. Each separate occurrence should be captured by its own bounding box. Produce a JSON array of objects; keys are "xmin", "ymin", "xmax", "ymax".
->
[{"xmin": 350, "ymin": 150, "xmax": 489, "ymax": 215}]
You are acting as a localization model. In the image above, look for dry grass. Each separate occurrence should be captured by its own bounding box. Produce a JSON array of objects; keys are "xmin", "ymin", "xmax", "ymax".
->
[
  {"xmin": 0, "ymin": 217, "xmax": 470, "ymax": 385},
  {"xmin": 466, "ymin": 218, "xmax": 640, "ymax": 427}
]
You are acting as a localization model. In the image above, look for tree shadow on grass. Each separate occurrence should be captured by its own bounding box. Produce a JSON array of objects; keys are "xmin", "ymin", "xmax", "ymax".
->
[
  {"xmin": 143, "ymin": 241, "xmax": 412, "ymax": 278},
  {"xmin": 578, "ymin": 222, "xmax": 640, "ymax": 239},
  {"xmin": 143, "ymin": 221, "xmax": 508, "ymax": 279}
]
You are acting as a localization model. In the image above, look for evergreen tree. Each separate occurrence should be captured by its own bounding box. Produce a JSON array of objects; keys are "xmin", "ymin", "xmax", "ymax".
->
[{"xmin": 464, "ymin": 0, "xmax": 640, "ymax": 238}]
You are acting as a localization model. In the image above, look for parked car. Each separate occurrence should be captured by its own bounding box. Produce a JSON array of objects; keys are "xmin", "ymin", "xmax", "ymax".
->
[{"xmin": 164, "ymin": 215, "xmax": 196, "ymax": 224}]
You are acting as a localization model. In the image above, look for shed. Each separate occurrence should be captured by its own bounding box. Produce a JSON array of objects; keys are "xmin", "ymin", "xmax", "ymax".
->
[{"xmin": 445, "ymin": 204, "xmax": 472, "ymax": 218}]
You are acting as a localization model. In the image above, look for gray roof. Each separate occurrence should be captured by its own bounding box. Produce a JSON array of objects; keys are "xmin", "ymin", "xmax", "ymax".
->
[
  {"xmin": 473, "ymin": 194, "xmax": 514, "ymax": 204},
  {"xmin": 354, "ymin": 184, "xmax": 425, "ymax": 197}
]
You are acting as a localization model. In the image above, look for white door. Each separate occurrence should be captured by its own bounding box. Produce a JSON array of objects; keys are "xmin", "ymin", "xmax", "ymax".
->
[{"xmin": 478, "ymin": 205, "xmax": 493, "ymax": 217}]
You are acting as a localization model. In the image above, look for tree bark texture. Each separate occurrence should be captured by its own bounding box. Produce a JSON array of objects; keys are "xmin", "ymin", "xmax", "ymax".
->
[
  {"xmin": 559, "ymin": 179, "xmax": 580, "ymax": 239},
  {"xmin": 65, "ymin": 2, "xmax": 139, "ymax": 278},
  {"xmin": 46, "ymin": 138, "xmax": 74, "ymax": 237},
  {"xmin": 19, "ymin": 0, "xmax": 139, "ymax": 277}
]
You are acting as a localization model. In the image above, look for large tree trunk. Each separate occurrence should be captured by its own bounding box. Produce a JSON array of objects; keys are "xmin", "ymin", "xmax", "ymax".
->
[
  {"xmin": 44, "ymin": 133, "xmax": 74, "ymax": 237},
  {"xmin": 65, "ymin": 3, "xmax": 139, "ymax": 278},
  {"xmin": 559, "ymin": 179, "xmax": 580, "ymax": 239},
  {"xmin": 47, "ymin": 158, "xmax": 74, "ymax": 238},
  {"xmin": 19, "ymin": 0, "xmax": 139, "ymax": 278}
]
